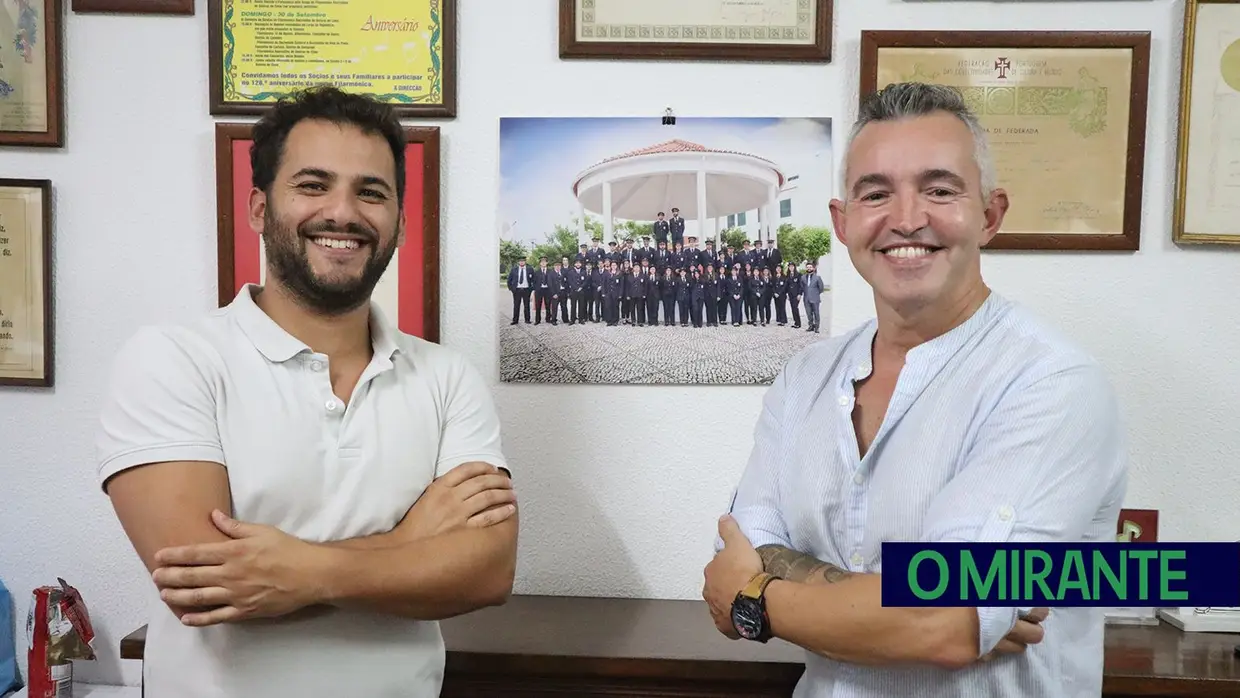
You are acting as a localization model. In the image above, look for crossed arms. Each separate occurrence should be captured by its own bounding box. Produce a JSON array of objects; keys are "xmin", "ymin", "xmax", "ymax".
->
[
  {"xmin": 97, "ymin": 327, "xmax": 518, "ymax": 627},
  {"xmin": 710, "ymin": 362, "xmax": 1127, "ymax": 669},
  {"xmin": 105, "ymin": 459, "xmax": 518, "ymax": 626}
]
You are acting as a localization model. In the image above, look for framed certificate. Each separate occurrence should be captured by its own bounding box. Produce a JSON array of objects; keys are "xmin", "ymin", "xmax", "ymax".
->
[
  {"xmin": 71, "ymin": 0, "xmax": 193, "ymax": 14},
  {"xmin": 0, "ymin": 179, "xmax": 53, "ymax": 387},
  {"xmin": 213, "ymin": 124, "xmax": 442, "ymax": 342},
  {"xmin": 207, "ymin": 0, "xmax": 456, "ymax": 117},
  {"xmin": 860, "ymin": 31, "xmax": 1152, "ymax": 251},
  {"xmin": 0, "ymin": 0, "xmax": 64, "ymax": 147},
  {"xmin": 1173, "ymin": 0, "xmax": 1240, "ymax": 245},
  {"xmin": 559, "ymin": 0, "xmax": 832, "ymax": 62}
]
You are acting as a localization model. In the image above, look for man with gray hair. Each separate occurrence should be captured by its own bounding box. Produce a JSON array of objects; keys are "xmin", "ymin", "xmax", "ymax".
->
[{"xmin": 703, "ymin": 82, "xmax": 1127, "ymax": 697}]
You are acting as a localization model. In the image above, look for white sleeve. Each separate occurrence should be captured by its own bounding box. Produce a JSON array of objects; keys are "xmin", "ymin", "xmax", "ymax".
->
[
  {"xmin": 715, "ymin": 367, "xmax": 793, "ymax": 553},
  {"xmin": 433, "ymin": 354, "xmax": 509, "ymax": 478},
  {"xmin": 95, "ymin": 326, "xmax": 225, "ymax": 491},
  {"xmin": 919, "ymin": 362, "xmax": 1128, "ymax": 658}
]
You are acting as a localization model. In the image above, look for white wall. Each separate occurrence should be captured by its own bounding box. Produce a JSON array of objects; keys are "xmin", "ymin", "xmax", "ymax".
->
[{"xmin": 1, "ymin": 0, "xmax": 1235, "ymax": 688}]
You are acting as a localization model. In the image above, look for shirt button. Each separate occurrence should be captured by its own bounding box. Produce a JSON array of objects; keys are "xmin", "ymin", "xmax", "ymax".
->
[
  {"xmin": 853, "ymin": 472, "xmax": 864, "ymax": 485},
  {"xmin": 998, "ymin": 506, "xmax": 1014, "ymax": 521},
  {"xmin": 310, "ymin": 361, "xmax": 324, "ymax": 372},
  {"xmin": 854, "ymin": 363, "xmax": 870, "ymax": 378},
  {"xmin": 837, "ymin": 395, "xmax": 850, "ymax": 406},
  {"xmin": 325, "ymin": 399, "xmax": 340, "ymax": 412},
  {"xmin": 850, "ymin": 552, "xmax": 864, "ymax": 566}
]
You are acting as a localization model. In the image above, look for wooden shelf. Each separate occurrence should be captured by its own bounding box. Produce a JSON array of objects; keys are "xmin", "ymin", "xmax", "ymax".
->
[{"xmin": 121, "ymin": 595, "xmax": 1240, "ymax": 697}]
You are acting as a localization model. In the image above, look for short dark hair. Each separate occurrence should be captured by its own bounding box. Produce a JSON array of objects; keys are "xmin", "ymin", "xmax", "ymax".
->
[{"xmin": 250, "ymin": 85, "xmax": 407, "ymax": 207}]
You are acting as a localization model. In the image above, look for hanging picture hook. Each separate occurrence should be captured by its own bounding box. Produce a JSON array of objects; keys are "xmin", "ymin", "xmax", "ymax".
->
[{"xmin": 662, "ymin": 107, "xmax": 676, "ymax": 126}]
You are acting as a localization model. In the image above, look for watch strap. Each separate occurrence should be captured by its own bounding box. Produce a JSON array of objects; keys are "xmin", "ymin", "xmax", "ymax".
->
[{"xmin": 740, "ymin": 572, "xmax": 776, "ymax": 600}]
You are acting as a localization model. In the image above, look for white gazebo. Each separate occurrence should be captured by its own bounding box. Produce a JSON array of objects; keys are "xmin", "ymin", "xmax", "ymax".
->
[{"xmin": 570, "ymin": 139, "xmax": 786, "ymax": 246}]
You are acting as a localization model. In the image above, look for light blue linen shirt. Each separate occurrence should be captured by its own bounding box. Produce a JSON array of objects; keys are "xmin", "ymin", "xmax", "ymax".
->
[{"xmin": 724, "ymin": 291, "xmax": 1128, "ymax": 698}]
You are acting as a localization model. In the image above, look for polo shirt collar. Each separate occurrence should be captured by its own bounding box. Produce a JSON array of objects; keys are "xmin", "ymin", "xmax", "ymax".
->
[{"xmin": 231, "ymin": 284, "xmax": 403, "ymax": 364}]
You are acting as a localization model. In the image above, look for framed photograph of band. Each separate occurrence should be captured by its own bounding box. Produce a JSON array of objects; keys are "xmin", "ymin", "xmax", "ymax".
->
[
  {"xmin": 497, "ymin": 115, "xmax": 835, "ymax": 385},
  {"xmin": 71, "ymin": 0, "xmax": 193, "ymax": 14},
  {"xmin": 207, "ymin": 0, "xmax": 456, "ymax": 117},
  {"xmin": 213, "ymin": 122, "xmax": 442, "ymax": 342},
  {"xmin": 0, "ymin": 0, "xmax": 64, "ymax": 147},
  {"xmin": 559, "ymin": 0, "xmax": 832, "ymax": 63},
  {"xmin": 859, "ymin": 30, "xmax": 1152, "ymax": 251},
  {"xmin": 1173, "ymin": 0, "xmax": 1240, "ymax": 246},
  {"xmin": 0, "ymin": 178, "xmax": 53, "ymax": 387}
]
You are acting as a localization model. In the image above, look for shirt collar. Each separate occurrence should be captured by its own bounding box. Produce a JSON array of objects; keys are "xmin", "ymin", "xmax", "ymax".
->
[
  {"xmin": 844, "ymin": 291, "xmax": 1009, "ymax": 383},
  {"xmin": 230, "ymin": 284, "xmax": 402, "ymax": 364}
]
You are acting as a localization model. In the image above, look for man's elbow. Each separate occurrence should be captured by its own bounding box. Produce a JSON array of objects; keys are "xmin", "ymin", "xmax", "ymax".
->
[
  {"xmin": 923, "ymin": 608, "xmax": 983, "ymax": 670},
  {"xmin": 475, "ymin": 518, "xmax": 519, "ymax": 608}
]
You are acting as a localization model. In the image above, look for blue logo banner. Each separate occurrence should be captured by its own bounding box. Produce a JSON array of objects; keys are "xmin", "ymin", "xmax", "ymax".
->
[{"xmin": 880, "ymin": 542, "xmax": 1240, "ymax": 607}]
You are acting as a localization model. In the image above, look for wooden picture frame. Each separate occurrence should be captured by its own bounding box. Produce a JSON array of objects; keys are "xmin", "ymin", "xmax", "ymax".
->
[
  {"xmin": 0, "ymin": 0, "xmax": 64, "ymax": 147},
  {"xmin": 213, "ymin": 123, "xmax": 441, "ymax": 342},
  {"xmin": 71, "ymin": 0, "xmax": 194, "ymax": 14},
  {"xmin": 1173, "ymin": 0, "xmax": 1240, "ymax": 246},
  {"xmin": 559, "ymin": 0, "xmax": 832, "ymax": 63},
  {"xmin": 859, "ymin": 30, "xmax": 1151, "ymax": 251},
  {"xmin": 207, "ymin": 0, "xmax": 457, "ymax": 118},
  {"xmin": 0, "ymin": 178, "xmax": 53, "ymax": 387}
]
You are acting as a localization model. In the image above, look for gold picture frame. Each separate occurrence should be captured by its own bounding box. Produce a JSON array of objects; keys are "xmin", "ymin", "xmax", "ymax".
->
[
  {"xmin": 1173, "ymin": 0, "xmax": 1240, "ymax": 246},
  {"xmin": 207, "ymin": 0, "xmax": 457, "ymax": 118}
]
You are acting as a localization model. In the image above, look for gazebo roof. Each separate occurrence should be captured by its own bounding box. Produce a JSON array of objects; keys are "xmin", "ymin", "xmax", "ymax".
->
[
  {"xmin": 573, "ymin": 139, "xmax": 786, "ymax": 194},
  {"xmin": 570, "ymin": 137, "xmax": 786, "ymax": 221}
]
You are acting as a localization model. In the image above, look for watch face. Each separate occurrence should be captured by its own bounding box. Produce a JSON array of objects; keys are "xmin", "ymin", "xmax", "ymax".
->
[{"xmin": 731, "ymin": 597, "xmax": 765, "ymax": 640}]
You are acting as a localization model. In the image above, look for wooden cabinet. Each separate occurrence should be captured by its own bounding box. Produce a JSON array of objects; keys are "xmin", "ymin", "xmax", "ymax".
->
[{"xmin": 122, "ymin": 596, "xmax": 1240, "ymax": 697}]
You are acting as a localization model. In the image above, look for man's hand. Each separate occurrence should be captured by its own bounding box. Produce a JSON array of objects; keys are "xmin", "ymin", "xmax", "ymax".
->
[
  {"xmin": 702, "ymin": 515, "xmax": 763, "ymax": 640},
  {"xmin": 982, "ymin": 608, "xmax": 1049, "ymax": 661},
  {"xmin": 392, "ymin": 462, "xmax": 516, "ymax": 542},
  {"xmin": 152, "ymin": 509, "xmax": 330, "ymax": 627}
]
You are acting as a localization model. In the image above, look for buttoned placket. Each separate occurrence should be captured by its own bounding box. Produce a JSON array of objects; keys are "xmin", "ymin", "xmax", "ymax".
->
[
  {"xmin": 306, "ymin": 351, "xmax": 395, "ymax": 456},
  {"xmin": 840, "ymin": 358, "xmax": 877, "ymax": 572}
]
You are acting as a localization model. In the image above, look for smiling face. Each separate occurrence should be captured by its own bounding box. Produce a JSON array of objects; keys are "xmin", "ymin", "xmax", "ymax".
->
[
  {"xmin": 249, "ymin": 119, "xmax": 403, "ymax": 315},
  {"xmin": 829, "ymin": 111, "xmax": 1008, "ymax": 315}
]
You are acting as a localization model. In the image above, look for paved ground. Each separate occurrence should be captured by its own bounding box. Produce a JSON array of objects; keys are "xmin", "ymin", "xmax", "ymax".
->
[{"xmin": 498, "ymin": 288, "xmax": 831, "ymax": 385}]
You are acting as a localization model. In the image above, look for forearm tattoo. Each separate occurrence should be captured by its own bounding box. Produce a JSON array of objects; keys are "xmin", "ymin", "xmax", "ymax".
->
[{"xmin": 757, "ymin": 545, "xmax": 854, "ymax": 584}]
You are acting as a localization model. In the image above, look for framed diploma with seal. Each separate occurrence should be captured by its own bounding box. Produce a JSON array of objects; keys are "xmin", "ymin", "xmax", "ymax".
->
[
  {"xmin": 213, "ymin": 123, "xmax": 442, "ymax": 342},
  {"xmin": 0, "ymin": 0, "xmax": 64, "ymax": 147},
  {"xmin": 860, "ymin": 31, "xmax": 1151, "ymax": 251},
  {"xmin": 0, "ymin": 179, "xmax": 53, "ymax": 387},
  {"xmin": 207, "ymin": 0, "xmax": 456, "ymax": 117},
  {"xmin": 559, "ymin": 0, "xmax": 832, "ymax": 62},
  {"xmin": 1173, "ymin": 0, "xmax": 1240, "ymax": 246}
]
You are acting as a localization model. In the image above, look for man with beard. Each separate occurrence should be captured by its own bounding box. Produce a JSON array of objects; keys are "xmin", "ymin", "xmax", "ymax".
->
[{"xmin": 94, "ymin": 85, "xmax": 518, "ymax": 698}]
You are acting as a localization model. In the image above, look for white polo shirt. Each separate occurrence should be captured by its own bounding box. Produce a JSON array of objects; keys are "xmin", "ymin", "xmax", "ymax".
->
[{"xmin": 95, "ymin": 284, "xmax": 509, "ymax": 698}]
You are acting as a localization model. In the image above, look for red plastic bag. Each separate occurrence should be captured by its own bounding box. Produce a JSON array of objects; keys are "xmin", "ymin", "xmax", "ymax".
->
[{"xmin": 25, "ymin": 578, "xmax": 95, "ymax": 698}]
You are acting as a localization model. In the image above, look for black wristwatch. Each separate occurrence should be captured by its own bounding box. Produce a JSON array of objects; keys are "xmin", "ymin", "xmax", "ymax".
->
[{"xmin": 731, "ymin": 572, "xmax": 777, "ymax": 642}]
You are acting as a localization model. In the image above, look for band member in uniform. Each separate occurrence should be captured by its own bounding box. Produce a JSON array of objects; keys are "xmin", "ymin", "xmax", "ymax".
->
[
  {"xmin": 645, "ymin": 266, "xmax": 661, "ymax": 327},
  {"xmin": 653, "ymin": 212, "xmax": 670, "ymax": 245},
  {"xmin": 567, "ymin": 258, "xmax": 586, "ymax": 324},
  {"xmin": 726, "ymin": 263, "xmax": 745, "ymax": 326},
  {"xmin": 533, "ymin": 256, "xmax": 552, "ymax": 324},
  {"xmin": 660, "ymin": 267, "xmax": 677, "ymax": 326},
  {"xmin": 603, "ymin": 262, "xmax": 623, "ymax": 326},
  {"xmin": 785, "ymin": 262, "xmax": 803, "ymax": 329},
  {"xmin": 669, "ymin": 207, "xmax": 685, "ymax": 247},
  {"xmin": 771, "ymin": 266, "xmax": 788, "ymax": 326},
  {"xmin": 506, "ymin": 258, "xmax": 532, "ymax": 325},
  {"xmin": 675, "ymin": 268, "xmax": 691, "ymax": 327}
]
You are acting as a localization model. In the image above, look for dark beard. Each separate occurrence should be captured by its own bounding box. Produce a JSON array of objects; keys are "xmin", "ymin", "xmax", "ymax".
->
[{"xmin": 262, "ymin": 209, "xmax": 397, "ymax": 315}]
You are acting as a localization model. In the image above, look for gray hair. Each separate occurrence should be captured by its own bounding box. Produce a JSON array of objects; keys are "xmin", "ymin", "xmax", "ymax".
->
[{"xmin": 843, "ymin": 82, "xmax": 996, "ymax": 198}]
